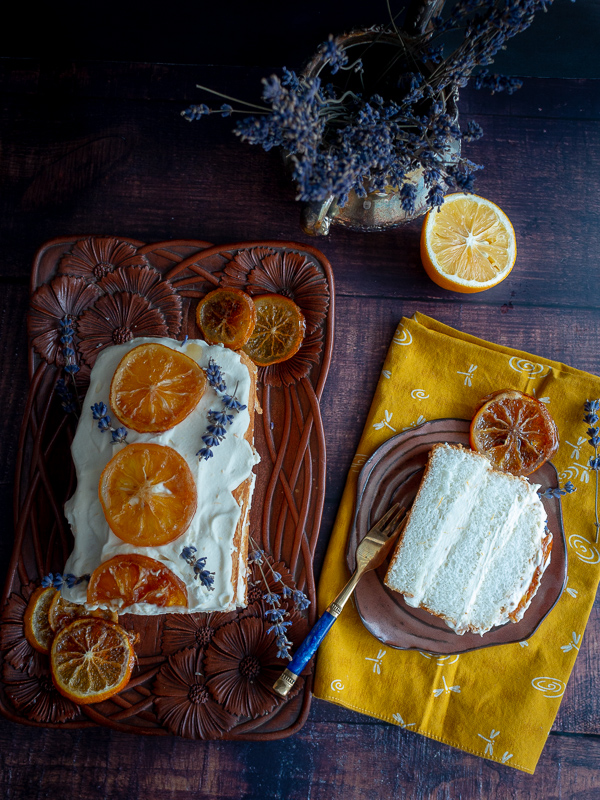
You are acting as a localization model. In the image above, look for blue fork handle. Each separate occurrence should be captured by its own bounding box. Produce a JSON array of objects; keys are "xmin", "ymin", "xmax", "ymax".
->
[{"xmin": 272, "ymin": 610, "xmax": 336, "ymax": 696}]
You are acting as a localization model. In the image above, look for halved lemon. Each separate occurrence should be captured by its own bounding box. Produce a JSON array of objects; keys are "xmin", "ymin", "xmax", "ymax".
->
[
  {"xmin": 87, "ymin": 554, "xmax": 188, "ymax": 609},
  {"xmin": 50, "ymin": 618, "xmax": 135, "ymax": 705},
  {"xmin": 99, "ymin": 442, "xmax": 197, "ymax": 547},
  {"xmin": 110, "ymin": 343, "xmax": 207, "ymax": 433},
  {"xmin": 421, "ymin": 193, "xmax": 516, "ymax": 293},
  {"xmin": 23, "ymin": 586, "xmax": 57, "ymax": 654}
]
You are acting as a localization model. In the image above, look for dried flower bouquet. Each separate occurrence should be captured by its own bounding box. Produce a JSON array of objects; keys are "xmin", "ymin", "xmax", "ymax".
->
[{"xmin": 183, "ymin": 0, "xmax": 556, "ymax": 219}]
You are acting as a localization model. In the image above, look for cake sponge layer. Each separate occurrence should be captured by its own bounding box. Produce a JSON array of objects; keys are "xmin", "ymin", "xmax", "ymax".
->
[{"xmin": 384, "ymin": 443, "xmax": 550, "ymax": 635}]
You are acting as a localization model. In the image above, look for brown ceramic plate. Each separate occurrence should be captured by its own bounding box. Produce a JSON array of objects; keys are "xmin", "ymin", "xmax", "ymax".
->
[
  {"xmin": 346, "ymin": 419, "xmax": 567, "ymax": 655},
  {"xmin": 1, "ymin": 236, "xmax": 334, "ymax": 739}
]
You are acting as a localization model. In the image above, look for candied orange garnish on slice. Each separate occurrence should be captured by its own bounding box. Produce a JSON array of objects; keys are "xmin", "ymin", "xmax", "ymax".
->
[
  {"xmin": 99, "ymin": 443, "xmax": 197, "ymax": 546},
  {"xmin": 470, "ymin": 389, "xmax": 559, "ymax": 476},
  {"xmin": 242, "ymin": 294, "xmax": 305, "ymax": 366},
  {"xmin": 87, "ymin": 554, "xmax": 188, "ymax": 609},
  {"xmin": 50, "ymin": 618, "xmax": 135, "ymax": 705},
  {"xmin": 110, "ymin": 342, "xmax": 207, "ymax": 433},
  {"xmin": 24, "ymin": 585, "xmax": 57, "ymax": 654},
  {"xmin": 196, "ymin": 287, "xmax": 257, "ymax": 349},
  {"xmin": 48, "ymin": 593, "xmax": 118, "ymax": 633}
]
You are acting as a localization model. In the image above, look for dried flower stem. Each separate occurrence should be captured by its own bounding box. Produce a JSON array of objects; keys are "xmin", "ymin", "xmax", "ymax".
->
[
  {"xmin": 248, "ymin": 536, "xmax": 310, "ymax": 661},
  {"xmin": 584, "ymin": 400, "xmax": 600, "ymax": 543}
]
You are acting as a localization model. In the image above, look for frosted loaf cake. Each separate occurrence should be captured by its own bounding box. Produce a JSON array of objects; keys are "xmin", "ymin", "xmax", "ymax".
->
[
  {"xmin": 62, "ymin": 336, "xmax": 260, "ymax": 614},
  {"xmin": 384, "ymin": 443, "xmax": 551, "ymax": 635}
]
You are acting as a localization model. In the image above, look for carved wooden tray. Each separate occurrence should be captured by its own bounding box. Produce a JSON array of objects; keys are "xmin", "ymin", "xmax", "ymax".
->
[{"xmin": 0, "ymin": 236, "xmax": 334, "ymax": 739}]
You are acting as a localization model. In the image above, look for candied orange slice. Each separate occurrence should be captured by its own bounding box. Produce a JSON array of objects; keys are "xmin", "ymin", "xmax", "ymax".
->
[
  {"xmin": 24, "ymin": 586, "xmax": 57, "ymax": 654},
  {"xmin": 196, "ymin": 287, "xmax": 257, "ymax": 349},
  {"xmin": 87, "ymin": 554, "xmax": 188, "ymax": 609},
  {"xmin": 48, "ymin": 593, "xmax": 118, "ymax": 633},
  {"xmin": 99, "ymin": 442, "xmax": 197, "ymax": 546},
  {"xmin": 110, "ymin": 342, "xmax": 207, "ymax": 433},
  {"xmin": 242, "ymin": 294, "xmax": 305, "ymax": 366},
  {"xmin": 50, "ymin": 618, "xmax": 135, "ymax": 705},
  {"xmin": 470, "ymin": 389, "xmax": 559, "ymax": 476}
]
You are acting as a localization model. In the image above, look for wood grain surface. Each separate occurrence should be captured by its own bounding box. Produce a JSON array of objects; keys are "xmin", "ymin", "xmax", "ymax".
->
[{"xmin": 1, "ymin": 60, "xmax": 600, "ymax": 798}]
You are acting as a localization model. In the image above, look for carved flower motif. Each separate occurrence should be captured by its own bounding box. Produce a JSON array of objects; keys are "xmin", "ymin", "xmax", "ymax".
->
[
  {"xmin": 258, "ymin": 328, "xmax": 324, "ymax": 388},
  {"xmin": 204, "ymin": 613, "xmax": 306, "ymax": 718},
  {"xmin": 153, "ymin": 647, "xmax": 237, "ymax": 739},
  {"xmin": 28, "ymin": 276, "xmax": 101, "ymax": 366},
  {"xmin": 76, "ymin": 292, "xmax": 168, "ymax": 367},
  {"xmin": 161, "ymin": 611, "xmax": 238, "ymax": 657},
  {"xmin": 221, "ymin": 247, "xmax": 329, "ymax": 333},
  {"xmin": 0, "ymin": 584, "xmax": 47, "ymax": 678},
  {"xmin": 98, "ymin": 266, "xmax": 182, "ymax": 337},
  {"xmin": 59, "ymin": 238, "xmax": 147, "ymax": 282},
  {"xmin": 3, "ymin": 661, "xmax": 79, "ymax": 723}
]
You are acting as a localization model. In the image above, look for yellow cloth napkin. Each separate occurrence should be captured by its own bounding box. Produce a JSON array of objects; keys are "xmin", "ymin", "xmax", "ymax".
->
[{"xmin": 314, "ymin": 312, "xmax": 600, "ymax": 774}]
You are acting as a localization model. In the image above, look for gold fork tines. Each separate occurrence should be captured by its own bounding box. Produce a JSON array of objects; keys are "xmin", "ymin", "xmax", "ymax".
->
[
  {"xmin": 330, "ymin": 503, "xmax": 406, "ymax": 616},
  {"xmin": 354, "ymin": 504, "xmax": 406, "ymax": 571}
]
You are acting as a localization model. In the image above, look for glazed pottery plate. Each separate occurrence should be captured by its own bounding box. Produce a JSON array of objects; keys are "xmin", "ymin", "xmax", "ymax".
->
[
  {"xmin": 346, "ymin": 419, "xmax": 567, "ymax": 655},
  {"xmin": 1, "ymin": 236, "xmax": 334, "ymax": 739}
]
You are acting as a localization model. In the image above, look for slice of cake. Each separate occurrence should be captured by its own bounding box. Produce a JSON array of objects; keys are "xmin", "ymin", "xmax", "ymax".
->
[
  {"xmin": 384, "ymin": 443, "xmax": 551, "ymax": 635},
  {"xmin": 62, "ymin": 336, "xmax": 260, "ymax": 615}
]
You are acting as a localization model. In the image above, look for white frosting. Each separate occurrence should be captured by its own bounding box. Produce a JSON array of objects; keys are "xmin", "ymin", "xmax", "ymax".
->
[{"xmin": 62, "ymin": 337, "xmax": 260, "ymax": 614}]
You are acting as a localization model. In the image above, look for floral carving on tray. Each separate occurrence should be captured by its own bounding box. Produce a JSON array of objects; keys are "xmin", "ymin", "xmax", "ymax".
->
[
  {"xmin": 0, "ymin": 584, "xmax": 48, "ymax": 679},
  {"xmin": 29, "ymin": 276, "xmax": 102, "ymax": 367},
  {"xmin": 28, "ymin": 238, "xmax": 184, "ymax": 379},
  {"xmin": 58, "ymin": 237, "xmax": 148, "ymax": 281},
  {"xmin": 153, "ymin": 647, "xmax": 239, "ymax": 739},
  {"xmin": 3, "ymin": 661, "xmax": 79, "ymax": 724},
  {"xmin": 220, "ymin": 247, "xmax": 329, "ymax": 387},
  {"xmin": 77, "ymin": 292, "xmax": 169, "ymax": 364},
  {"xmin": 98, "ymin": 266, "xmax": 182, "ymax": 336},
  {"xmin": 155, "ymin": 609, "xmax": 308, "ymax": 738},
  {"xmin": 204, "ymin": 612, "xmax": 306, "ymax": 718},
  {"xmin": 155, "ymin": 553, "xmax": 310, "ymax": 739}
]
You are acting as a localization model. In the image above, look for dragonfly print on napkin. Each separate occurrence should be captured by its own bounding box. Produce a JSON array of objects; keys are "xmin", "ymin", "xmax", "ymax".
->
[
  {"xmin": 477, "ymin": 729, "xmax": 514, "ymax": 763},
  {"xmin": 433, "ymin": 676, "xmax": 461, "ymax": 697},
  {"xmin": 373, "ymin": 410, "xmax": 396, "ymax": 433},
  {"xmin": 365, "ymin": 649, "xmax": 386, "ymax": 675}
]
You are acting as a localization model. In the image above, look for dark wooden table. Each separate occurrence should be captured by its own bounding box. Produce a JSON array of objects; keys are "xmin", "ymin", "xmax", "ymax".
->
[{"xmin": 2, "ymin": 59, "xmax": 600, "ymax": 798}]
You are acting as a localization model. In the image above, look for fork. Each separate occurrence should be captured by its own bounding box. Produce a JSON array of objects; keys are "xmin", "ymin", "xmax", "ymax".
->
[{"xmin": 273, "ymin": 503, "xmax": 406, "ymax": 697}]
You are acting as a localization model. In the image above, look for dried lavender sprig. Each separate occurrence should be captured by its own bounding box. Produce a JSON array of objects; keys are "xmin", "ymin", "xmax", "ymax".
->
[
  {"xmin": 57, "ymin": 316, "xmax": 82, "ymax": 415},
  {"xmin": 205, "ymin": 358, "xmax": 227, "ymax": 393},
  {"xmin": 41, "ymin": 572, "xmax": 90, "ymax": 590},
  {"xmin": 585, "ymin": 400, "xmax": 600, "ymax": 543},
  {"xmin": 180, "ymin": 546, "xmax": 215, "ymax": 591},
  {"xmin": 59, "ymin": 317, "xmax": 80, "ymax": 377},
  {"xmin": 90, "ymin": 403, "xmax": 128, "ymax": 444},
  {"xmin": 248, "ymin": 536, "xmax": 310, "ymax": 661},
  {"xmin": 539, "ymin": 481, "xmax": 576, "ymax": 500},
  {"xmin": 55, "ymin": 378, "xmax": 77, "ymax": 415},
  {"xmin": 197, "ymin": 362, "xmax": 246, "ymax": 461},
  {"xmin": 249, "ymin": 536, "xmax": 311, "ymax": 614}
]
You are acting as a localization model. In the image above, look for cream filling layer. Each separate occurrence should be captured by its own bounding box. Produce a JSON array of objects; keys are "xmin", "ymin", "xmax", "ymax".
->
[{"xmin": 62, "ymin": 336, "xmax": 260, "ymax": 614}]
